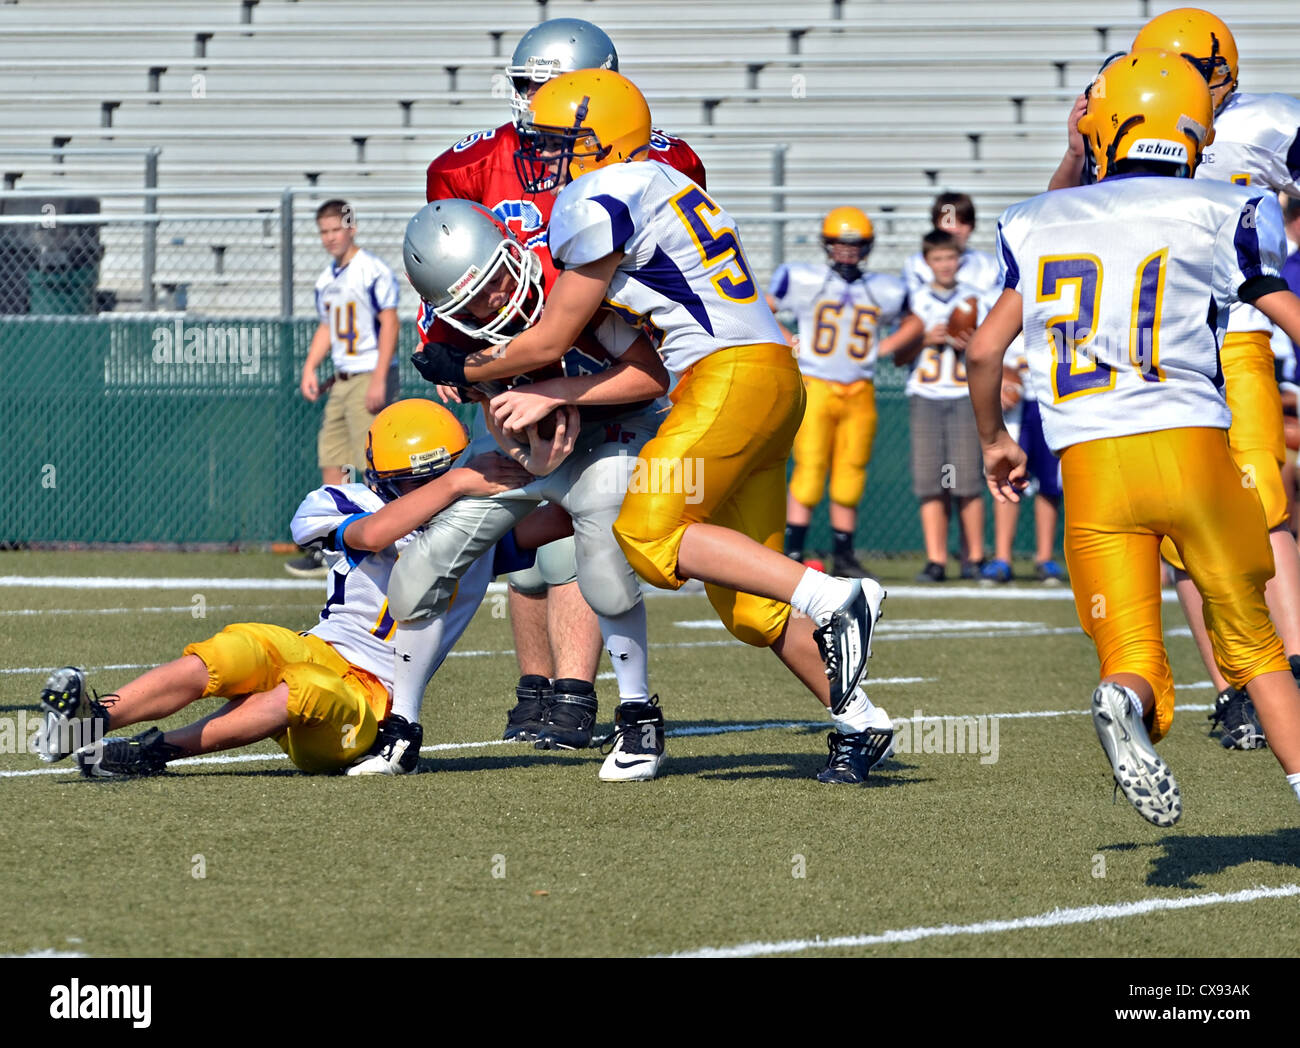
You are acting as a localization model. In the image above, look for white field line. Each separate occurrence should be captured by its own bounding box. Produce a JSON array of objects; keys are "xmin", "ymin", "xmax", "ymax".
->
[
  {"xmin": 0, "ymin": 603, "xmax": 319, "ymax": 617},
  {"xmin": 0, "ymin": 698, "xmax": 1215, "ymax": 780},
  {"xmin": 659, "ymin": 883, "xmax": 1300, "ymax": 958}
]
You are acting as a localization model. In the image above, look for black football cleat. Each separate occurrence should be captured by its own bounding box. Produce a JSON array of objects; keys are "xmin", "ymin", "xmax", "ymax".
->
[
  {"xmin": 816, "ymin": 727, "xmax": 895, "ymax": 785},
  {"xmin": 598, "ymin": 696, "xmax": 666, "ymax": 782},
  {"xmin": 503, "ymin": 674, "xmax": 554, "ymax": 743},
  {"xmin": 1207, "ymin": 687, "xmax": 1266, "ymax": 750},
  {"xmin": 76, "ymin": 727, "xmax": 181, "ymax": 779},
  {"xmin": 533, "ymin": 680, "xmax": 598, "ymax": 751},
  {"xmin": 347, "ymin": 714, "xmax": 424, "ymax": 775}
]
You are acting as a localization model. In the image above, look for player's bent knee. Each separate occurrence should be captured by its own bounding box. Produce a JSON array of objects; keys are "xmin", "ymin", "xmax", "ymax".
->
[
  {"xmin": 536, "ymin": 535, "xmax": 579, "ymax": 587},
  {"xmin": 612, "ymin": 513, "xmax": 687, "ymax": 591},
  {"xmin": 506, "ymin": 562, "xmax": 546, "ymax": 596}
]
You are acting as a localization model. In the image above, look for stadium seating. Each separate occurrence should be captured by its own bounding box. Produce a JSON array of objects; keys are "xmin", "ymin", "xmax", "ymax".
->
[{"xmin": 0, "ymin": 0, "xmax": 1296, "ymax": 314}]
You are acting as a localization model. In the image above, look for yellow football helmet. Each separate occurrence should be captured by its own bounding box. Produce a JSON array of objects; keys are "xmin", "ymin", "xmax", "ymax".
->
[
  {"xmin": 364, "ymin": 399, "xmax": 468, "ymax": 502},
  {"xmin": 1132, "ymin": 7, "xmax": 1238, "ymax": 110},
  {"xmin": 1078, "ymin": 49, "xmax": 1215, "ymax": 181},
  {"xmin": 514, "ymin": 69, "xmax": 651, "ymax": 192},
  {"xmin": 822, "ymin": 206, "xmax": 875, "ymax": 244}
]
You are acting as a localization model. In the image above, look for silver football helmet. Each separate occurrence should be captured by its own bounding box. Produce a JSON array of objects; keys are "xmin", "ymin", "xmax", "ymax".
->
[
  {"xmin": 504, "ymin": 18, "xmax": 618, "ymax": 123},
  {"xmin": 403, "ymin": 199, "xmax": 543, "ymax": 346}
]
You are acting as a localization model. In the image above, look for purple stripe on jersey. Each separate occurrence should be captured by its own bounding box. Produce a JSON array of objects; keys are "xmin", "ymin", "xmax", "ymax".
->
[
  {"xmin": 997, "ymin": 221, "xmax": 1019, "ymax": 291},
  {"xmin": 369, "ymin": 279, "xmax": 382, "ymax": 338},
  {"xmin": 636, "ymin": 246, "xmax": 713, "ymax": 335},
  {"xmin": 591, "ymin": 194, "xmax": 636, "ymax": 251},
  {"xmin": 769, "ymin": 266, "xmax": 790, "ymax": 301},
  {"xmin": 1233, "ymin": 197, "xmax": 1266, "ymax": 281},
  {"xmin": 1287, "ymin": 129, "xmax": 1300, "ymax": 183},
  {"xmin": 325, "ymin": 486, "xmax": 368, "ymax": 516}
]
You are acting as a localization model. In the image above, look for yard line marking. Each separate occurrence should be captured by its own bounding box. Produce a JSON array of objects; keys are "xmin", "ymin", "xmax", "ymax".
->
[
  {"xmin": 2, "ymin": 948, "xmax": 90, "ymax": 958},
  {"xmin": 0, "ymin": 700, "xmax": 1216, "ymax": 779},
  {"xmin": 658, "ymin": 883, "xmax": 1300, "ymax": 958},
  {"xmin": 0, "ymin": 603, "xmax": 318, "ymax": 617}
]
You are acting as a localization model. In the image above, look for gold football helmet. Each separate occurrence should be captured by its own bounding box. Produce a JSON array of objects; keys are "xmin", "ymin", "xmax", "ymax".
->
[
  {"xmin": 1078, "ymin": 49, "xmax": 1215, "ymax": 180},
  {"xmin": 364, "ymin": 399, "xmax": 468, "ymax": 502},
  {"xmin": 1132, "ymin": 7, "xmax": 1238, "ymax": 110},
  {"xmin": 514, "ymin": 69, "xmax": 651, "ymax": 192}
]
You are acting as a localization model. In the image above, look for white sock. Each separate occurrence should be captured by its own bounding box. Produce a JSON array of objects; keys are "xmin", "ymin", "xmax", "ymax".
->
[
  {"xmin": 1288, "ymin": 772, "xmax": 1300, "ymax": 803},
  {"xmin": 833, "ymin": 687, "xmax": 892, "ymax": 735},
  {"xmin": 391, "ymin": 617, "xmax": 445, "ymax": 723},
  {"xmin": 599, "ymin": 602, "xmax": 649, "ymax": 701},
  {"xmin": 790, "ymin": 568, "xmax": 852, "ymax": 626}
]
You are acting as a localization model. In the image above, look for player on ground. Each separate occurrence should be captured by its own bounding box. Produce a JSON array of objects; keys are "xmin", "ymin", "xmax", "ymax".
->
[
  {"xmin": 417, "ymin": 70, "xmax": 893, "ymax": 785},
  {"xmin": 36, "ymin": 401, "xmax": 527, "ymax": 777},
  {"xmin": 388, "ymin": 199, "xmax": 674, "ymax": 781},
  {"xmin": 423, "ymin": 16, "xmax": 706, "ymax": 744},
  {"xmin": 967, "ymin": 50, "xmax": 1300, "ymax": 825},
  {"xmin": 769, "ymin": 206, "xmax": 912, "ymax": 580},
  {"xmin": 1050, "ymin": 8, "xmax": 1300, "ymax": 749}
]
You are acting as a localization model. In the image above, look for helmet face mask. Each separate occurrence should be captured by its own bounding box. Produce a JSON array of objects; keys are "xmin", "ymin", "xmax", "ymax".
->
[
  {"xmin": 820, "ymin": 206, "xmax": 874, "ymax": 275},
  {"xmin": 403, "ymin": 199, "xmax": 545, "ymax": 346},
  {"xmin": 364, "ymin": 400, "xmax": 468, "ymax": 503}
]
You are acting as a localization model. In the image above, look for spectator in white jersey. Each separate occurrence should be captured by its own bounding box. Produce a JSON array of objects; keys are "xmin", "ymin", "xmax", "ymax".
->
[
  {"xmin": 288, "ymin": 199, "xmax": 401, "ymax": 577},
  {"xmin": 901, "ymin": 193, "xmax": 1000, "ymax": 300}
]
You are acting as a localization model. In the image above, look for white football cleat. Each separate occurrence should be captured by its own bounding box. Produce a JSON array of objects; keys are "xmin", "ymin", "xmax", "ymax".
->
[
  {"xmin": 598, "ymin": 698, "xmax": 665, "ymax": 782},
  {"xmin": 1091, "ymin": 682, "xmax": 1182, "ymax": 827},
  {"xmin": 815, "ymin": 579, "xmax": 886, "ymax": 715},
  {"xmin": 346, "ymin": 715, "xmax": 423, "ymax": 776}
]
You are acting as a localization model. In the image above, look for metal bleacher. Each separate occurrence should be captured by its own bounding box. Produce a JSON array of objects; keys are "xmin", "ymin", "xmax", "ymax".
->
[{"xmin": 1, "ymin": 0, "xmax": 1297, "ymax": 314}]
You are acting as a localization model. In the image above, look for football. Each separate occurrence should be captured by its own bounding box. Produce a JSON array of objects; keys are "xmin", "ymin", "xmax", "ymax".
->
[
  {"xmin": 533, "ymin": 408, "xmax": 559, "ymax": 441},
  {"xmin": 947, "ymin": 295, "xmax": 981, "ymax": 343}
]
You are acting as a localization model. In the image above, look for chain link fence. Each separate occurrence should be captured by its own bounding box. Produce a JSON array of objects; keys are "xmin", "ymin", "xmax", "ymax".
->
[{"xmin": 0, "ymin": 183, "xmax": 1044, "ymax": 559}]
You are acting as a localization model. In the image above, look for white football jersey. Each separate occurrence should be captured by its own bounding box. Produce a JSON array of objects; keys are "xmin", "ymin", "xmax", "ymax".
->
[
  {"xmin": 289, "ymin": 483, "xmax": 493, "ymax": 694},
  {"xmin": 1196, "ymin": 91, "xmax": 1300, "ymax": 333},
  {"xmin": 768, "ymin": 263, "xmax": 907, "ymax": 383},
  {"xmin": 904, "ymin": 281, "xmax": 990, "ymax": 400},
  {"xmin": 548, "ymin": 163, "xmax": 786, "ymax": 375},
  {"xmin": 995, "ymin": 175, "xmax": 1287, "ymax": 453},
  {"xmin": 902, "ymin": 248, "xmax": 1001, "ymax": 298},
  {"xmin": 313, "ymin": 248, "xmax": 401, "ymax": 374}
]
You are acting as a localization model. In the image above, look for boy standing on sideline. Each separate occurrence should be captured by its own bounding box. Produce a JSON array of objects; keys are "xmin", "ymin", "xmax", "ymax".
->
[
  {"xmin": 899, "ymin": 231, "xmax": 988, "ymax": 582},
  {"xmin": 288, "ymin": 199, "xmax": 400, "ymax": 578}
]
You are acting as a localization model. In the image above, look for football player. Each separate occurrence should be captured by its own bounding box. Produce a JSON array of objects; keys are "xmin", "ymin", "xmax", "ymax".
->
[
  {"xmin": 1051, "ymin": 8, "xmax": 1300, "ymax": 748},
  {"xmin": 768, "ymin": 206, "xmax": 913, "ymax": 580},
  {"xmin": 418, "ymin": 70, "xmax": 893, "ymax": 785},
  {"xmin": 36, "ymin": 401, "xmax": 529, "ymax": 777},
  {"xmin": 967, "ymin": 50, "xmax": 1300, "ymax": 825},
  {"xmin": 422, "ymin": 16, "xmax": 706, "ymax": 750},
  {"xmin": 387, "ymin": 198, "xmax": 673, "ymax": 781}
]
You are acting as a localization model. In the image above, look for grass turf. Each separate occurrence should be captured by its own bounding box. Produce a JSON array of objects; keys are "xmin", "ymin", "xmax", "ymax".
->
[{"xmin": 1, "ymin": 551, "xmax": 1297, "ymax": 957}]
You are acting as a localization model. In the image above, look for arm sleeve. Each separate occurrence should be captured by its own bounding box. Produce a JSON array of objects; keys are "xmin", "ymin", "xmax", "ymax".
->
[
  {"xmin": 1264, "ymin": 95, "xmax": 1300, "ymax": 196},
  {"xmin": 768, "ymin": 264, "xmax": 792, "ymax": 305},
  {"xmin": 1213, "ymin": 193, "xmax": 1286, "ymax": 306},
  {"xmin": 291, "ymin": 486, "xmax": 372, "ymax": 548},
  {"xmin": 995, "ymin": 220, "xmax": 1023, "ymax": 294},
  {"xmin": 370, "ymin": 262, "xmax": 401, "ymax": 312},
  {"xmin": 550, "ymin": 188, "xmax": 641, "ymax": 268},
  {"xmin": 593, "ymin": 312, "xmax": 641, "ymax": 358}
]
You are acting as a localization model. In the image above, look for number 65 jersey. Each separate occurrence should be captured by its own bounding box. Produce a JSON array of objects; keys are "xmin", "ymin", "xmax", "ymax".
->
[
  {"xmin": 994, "ymin": 175, "xmax": 1287, "ymax": 454},
  {"xmin": 548, "ymin": 162, "xmax": 786, "ymax": 376}
]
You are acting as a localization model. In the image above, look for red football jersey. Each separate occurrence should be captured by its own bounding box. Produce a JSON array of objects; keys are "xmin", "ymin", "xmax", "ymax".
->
[{"xmin": 424, "ymin": 120, "xmax": 706, "ymax": 290}]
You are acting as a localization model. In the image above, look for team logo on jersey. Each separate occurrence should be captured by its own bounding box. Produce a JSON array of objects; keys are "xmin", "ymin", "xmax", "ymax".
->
[{"xmin": 492, "ymin": 200, "xmax": 547, "ymax": 249}]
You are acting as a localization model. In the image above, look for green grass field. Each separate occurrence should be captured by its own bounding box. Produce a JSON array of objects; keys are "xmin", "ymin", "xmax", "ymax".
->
[{"xmin": 2, "ymin": 551, "xmax": 1298, "ymax": 958}]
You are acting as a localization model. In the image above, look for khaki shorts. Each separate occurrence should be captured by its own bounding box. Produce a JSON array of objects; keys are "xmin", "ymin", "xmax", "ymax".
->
[{"xmin": 317, "ymin": 368, "xmax": 399, "ymax": 474}]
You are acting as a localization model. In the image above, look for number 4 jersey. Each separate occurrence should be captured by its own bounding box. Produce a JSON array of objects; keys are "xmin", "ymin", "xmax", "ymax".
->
[
  {"xmin": 768, "ymin": 263, "xmax": 907, "ymax": 384},
  {"xmin": 995, "ymin": 174, "xmax": 1287, "ymax": 454},
  {"xmin": 548, "ymin": 162, "xmax": 786, "ymax": 376},
  {"xmin": 313, "ymin": 248, "xmax": 400, "ymax": 375}
]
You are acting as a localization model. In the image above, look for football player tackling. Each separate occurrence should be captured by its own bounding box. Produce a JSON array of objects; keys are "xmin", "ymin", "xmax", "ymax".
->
[
  {"xmin": 418, "ymin": 70, "xmax": 891, "ymax": 784},
  {"xmin": 968, "ymin": 50, "xmax": 1300, "ymax": 825}
]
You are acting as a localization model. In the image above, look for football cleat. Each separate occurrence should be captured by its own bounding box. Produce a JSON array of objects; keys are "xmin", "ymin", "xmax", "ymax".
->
[
  {"xmin": 76, "ymin": 727, "xmax": 181, "ymax": 779},
  {"xmin": 816, "ymin": 726, "xmax": 895, "ymax": 785},
  {"xmin": 503, "ymin": 674, "xmax": 554, "ymax": 743},
  {"xmin": 1091, "ymin": 682, "xmax": 1182, "ymax": 827},
  {"xmin": 533, "ymin": 680, "xmax": 598, "ymax": 751},
  {"xmin": 960, "ymin": 558, "xmax": 987, "ymax": 581},
  {"xmin": 346, "ymin": 714, "xmax": 423, "ymax": 775},
  {"xmin": 815, "ymin": 579, "xmax": 886, "ymax": 716},
  {"xmin": 284, "ymin": 547, "xmax": 330, "ymax": 579},
  {"xmin": 37, "ymin": 667, "xmax": 113, "ymax": 763},
  {"xmin": 598, "ymin": 697, "xmax": 665, "ymax": 782},
  {"xmin": 1207, "ymin": 687, "xmax": 1266, "ymax": 750}
]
